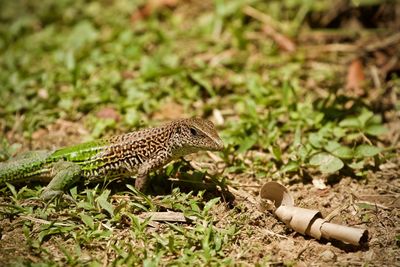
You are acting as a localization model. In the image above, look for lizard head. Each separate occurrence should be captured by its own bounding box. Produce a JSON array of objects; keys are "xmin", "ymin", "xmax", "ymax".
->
[{"xmin": 171, "ymin": 117, "xmax": 224, "ymax": 155}]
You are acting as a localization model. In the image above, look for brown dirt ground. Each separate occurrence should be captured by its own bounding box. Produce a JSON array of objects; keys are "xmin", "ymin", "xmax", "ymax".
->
[
  {"xmin": 228, "ymin": 170, "xmax": 400, "ymax": 266},
  {"xmin": 1, "ymin": 166, "xmax": 399, "ymax": 266},
  {"xmin": 0, "ymin": 118, "xmax": 399, "ymax": 266}
]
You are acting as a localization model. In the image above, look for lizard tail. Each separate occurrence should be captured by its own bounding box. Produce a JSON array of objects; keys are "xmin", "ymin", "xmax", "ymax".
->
[{"xmin": 0, "ymin": 151, "xmax": 52, "ymax": 186}]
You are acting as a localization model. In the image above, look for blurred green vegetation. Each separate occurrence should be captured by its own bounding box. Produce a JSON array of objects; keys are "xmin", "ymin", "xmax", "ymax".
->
[{"xmin": 0, "ymin": 0, "xmax": 392, "ymax": 174}]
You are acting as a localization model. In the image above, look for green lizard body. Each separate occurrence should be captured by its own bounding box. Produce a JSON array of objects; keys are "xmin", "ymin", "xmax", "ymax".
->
[{"xmin": 0, "ymin": 118, "xmax": 224, "ymax": 200}]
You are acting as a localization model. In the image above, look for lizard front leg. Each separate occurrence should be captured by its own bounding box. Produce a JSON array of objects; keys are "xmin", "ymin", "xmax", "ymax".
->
[
  {"xmin": 134, "ymin": 152, "xmax": 171, "ymax": 192},
  {"xmin": 41, "ymin": 161, "xmax": 82, "ymax": 200},
  {"xmin": 134, "ymin": 164, "xmax": 152, "ymax": 192}
]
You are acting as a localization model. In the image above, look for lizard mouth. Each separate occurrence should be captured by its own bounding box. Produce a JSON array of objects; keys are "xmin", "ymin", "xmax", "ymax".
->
[{"xmin": 213, "ymin": 138, "xmax": 224, "ymax": 151}]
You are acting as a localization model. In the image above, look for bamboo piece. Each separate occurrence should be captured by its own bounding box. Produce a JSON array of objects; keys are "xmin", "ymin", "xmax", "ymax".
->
[{"xmin": 259, "ymin": 182, "xmax": 368, "ymax": 246}]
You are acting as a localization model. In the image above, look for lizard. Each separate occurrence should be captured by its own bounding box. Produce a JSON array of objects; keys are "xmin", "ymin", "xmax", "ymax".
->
[{"xmin": 0, "ymin": 117, "xmax": 224, "ymax": 200}]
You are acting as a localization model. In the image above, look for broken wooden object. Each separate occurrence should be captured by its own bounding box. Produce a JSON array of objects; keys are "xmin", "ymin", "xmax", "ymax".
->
[{"xmin": 259, "ymin": 182, "xmax": 368, "ymax": 246}]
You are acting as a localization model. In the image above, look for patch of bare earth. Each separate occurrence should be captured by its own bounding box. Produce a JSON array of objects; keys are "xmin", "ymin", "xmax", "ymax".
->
[
  {"xmin": 0, "ymin": 216, "xmax": 108, "ymax": 265},
  {"xmin": 219, "ymin": 161, "xmax": 399, "ymax": 266},
  {"xmin": 1, "ymin": 123, "xmax": 399, "ymax": 266},
  {"xmin": 1, "ymin": 158, "xmax": 398, "ymax": 265}
]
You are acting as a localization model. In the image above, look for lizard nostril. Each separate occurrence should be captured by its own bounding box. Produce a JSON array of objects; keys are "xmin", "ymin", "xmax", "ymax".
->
[{"xmin": 216, "ymin": 139, "xmax": 224, "ymax": 150}]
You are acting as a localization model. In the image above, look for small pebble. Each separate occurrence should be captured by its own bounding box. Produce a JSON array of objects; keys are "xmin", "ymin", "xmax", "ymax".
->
[{"xmin": 320, "ymin": 249, "xmax": 336, "ymax": 262}]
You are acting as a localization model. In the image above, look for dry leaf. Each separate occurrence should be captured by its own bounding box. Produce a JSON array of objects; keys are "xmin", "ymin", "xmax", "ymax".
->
[
  {"xmin": 121, "ymin": 70, "xmax": 138, "ymax": 80},
  {"xmin": 131, "ymin": 0, "xmax": 179, "ymax": 23},
  {"xmin": 152, "ymin": 101, "xmax": 184, "ymax": 120},
  {"xmin": 96, "ymin": 107, "xmax": 121, "ymax": 122},
  {"xmin": 312, "ymin": 178, "xmax": 327, "ymax": 190},
  {"xmin": 139, "ymin": 211, "xmax": 196, "ymax": 222},
  {"xmin": 262, "ymin": 25, "xmax": 296, "ymax": 52},
  {"xmin": 346, "ymin": 59, "xmax": 365, "ymax": 96}
]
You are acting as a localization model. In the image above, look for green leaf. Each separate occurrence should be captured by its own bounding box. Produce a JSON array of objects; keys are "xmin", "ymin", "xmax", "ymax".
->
[
  {"xmin": 79, "ymin": 213, "xmax": 95, "ymax": 230},
  {"xmin": 324, "ymin": 141, "xmax": 353, "ymax": 159},
  {"xmin": 190, "ymin": 73, "xmax": 216, "ymax": 97},
  {"xmin": 356, "ymin": 202, "xmax": 379, "ymax": 210},
  {"xmin": 355, "ymin": 145, "xmax": 382, "ymax": 158},
  {"xmin": 367, "ymin": 114, "xmax": 382, "ymax": 125},
  {"xmin": 203, "ymin": 197, "xmax": 220, "ymax": 215},
  {"xmin": 324, "ymin": 141, "xmax": 340, "ymax": 152},
  {"xmin": 309, "ymin": 152, "xmax": 344, "ymax": 173},
  {"xmin": 271, "ymin": 146, "xmax": 282, "ymax": 161},
  {"xmin": 96, "ymin": 190, "xmax": 114, "ymax": 217},
  {"xmin": 309, "ymin": 133, "xmax": 322, "ymax": 148},
  {"xmin": 244, "ymin": 98, "xmax": 258, "ymax": 119},
  {"xmin": 281, "ymin": 161, "xmax": 299, "ymax": 173},
  {"xmin": 348, "ymin": 161, "xmax": 365, "ymax": 169},
  {"xmin": 124, "ymin": 108, "xmax": 140, "ymax": 126},
  {"xmin": 358, "ymin": 109, "xmax": 374, "ymax": 127},
  {"xmin": 65, "ymin": 50, "xmax": 76, "ymax": 71},
  {"xmin": 78, "ymin": 202, "xmax": 94, "ymax": 211},
  {"xmin": 66, "ymin": 21, "xmax": 98, "ymax": 51},
  {"xmin": 332, "ymin": 127, "xmax": 346, "ymax": 138},
  {"xmin": 293, "ymin": 124, "xmax": 301, "ymax": 147},
  {"xmin": 298, "ymin": 145, "xmax": 309, "ymax": 161},
  {"xmin": 69, "ymin": 186, "xmax": 78, "ymax": 199},
  {"xmin": 365, "ymin": 124, "xmax": 388, "ymax": 136},
  {"xmin": 339, "ymin": 147, "xmax": 356, "ymax": 159},
  {"xmin": 189, "ymin": 201, "xmax": 201, "ymax": 213},
  {"xmin": 38, "ymin": 226, "xmax": 75, "ymax": 243},
  {"xmin": 8, "ymin": 143, "xmax": 22, "ymax": 157},
  {"xmin": 5, "ymin": 182, "xmax": 18, "ymax": 199},
  {"xmin": 237, "ymin": 135, "xmax": 257, "ymax": 153},
  {"xmin": 91, "ymin": 118, "xmax": 116, "ymax": 139},
  {"xmin": 247, "ymin": 76, "xmax": 263, "ymax": 98},
  {"xmin": 339, "ymin": 117, "xmax": 360, "ymax": 128}
]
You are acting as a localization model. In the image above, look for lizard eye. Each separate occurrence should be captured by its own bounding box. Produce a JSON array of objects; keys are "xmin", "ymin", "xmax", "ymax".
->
[{"xmin": 190, "ymin": 127, "xmax": 198, "ymax": 136}]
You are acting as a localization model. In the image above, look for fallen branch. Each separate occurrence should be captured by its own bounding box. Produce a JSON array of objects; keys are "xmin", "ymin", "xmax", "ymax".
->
[
  {"xmin": 244, "ymin": 5, "xmax": 296, "ymax": 52},
  {"xmin": 139, "ymin": 211, "xmax": 196, "ymax": 223}
]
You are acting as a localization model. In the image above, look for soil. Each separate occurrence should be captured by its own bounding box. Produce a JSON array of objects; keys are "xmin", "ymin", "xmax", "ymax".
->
[{"xmin": 0, "ymin": 118, "xmax": 399, "ymax": 266}]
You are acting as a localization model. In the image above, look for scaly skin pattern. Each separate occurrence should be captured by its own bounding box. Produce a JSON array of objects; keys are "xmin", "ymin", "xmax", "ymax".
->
[{"xmin": 0, "ymin": 118, "xmax": 224, "ymax": 199}]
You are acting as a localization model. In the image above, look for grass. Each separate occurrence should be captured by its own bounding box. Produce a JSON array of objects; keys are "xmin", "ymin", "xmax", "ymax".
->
[
  {"xmin": 0, "ymin": 0, "xmax": 398, "ymax": 265},
  {"xmin": 4, "ymin": 184, "xmax": 234, "ymax": 265}
]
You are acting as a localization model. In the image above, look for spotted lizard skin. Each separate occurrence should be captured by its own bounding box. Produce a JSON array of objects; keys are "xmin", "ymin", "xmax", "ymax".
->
[{"xmin": 0, "ymin": 117, "xmax": 224, "ymax": 195}]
